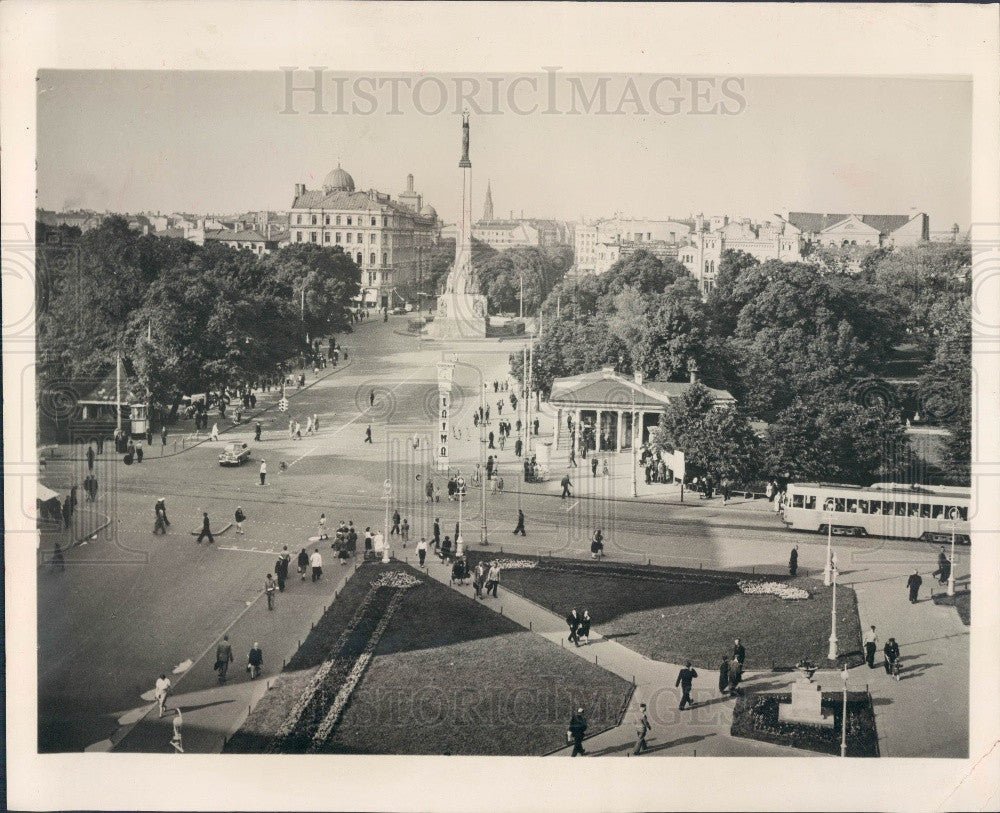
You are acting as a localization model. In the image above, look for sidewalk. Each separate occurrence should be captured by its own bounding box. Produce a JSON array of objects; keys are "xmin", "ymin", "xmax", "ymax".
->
[
  {"xmin": 112, "ymin": 556, "xmax": 359, "ymax": 754},
  {"xmin": 419, "ymin": 556, "xmax": 816, "ymax": 758}
]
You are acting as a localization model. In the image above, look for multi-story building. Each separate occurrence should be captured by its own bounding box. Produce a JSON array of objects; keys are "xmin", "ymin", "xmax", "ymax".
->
[
  {"xmin": 785, "ymin": 211, "xmax": 929, "ymax": 248},
  {"xmin": 575, "ymin": 218, "xmax": 695, "ymax": 276},
  {"xmin": 287, "ymin": 164, "xmax": 439, "ymax": 309},
  {"xmin": 471, "ymin": 181, "xmax": 571, "ymax": 250}
]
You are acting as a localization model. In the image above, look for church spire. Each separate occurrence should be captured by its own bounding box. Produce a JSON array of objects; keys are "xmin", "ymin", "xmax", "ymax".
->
[{"xmin": 483, "ymin": 179, "xmax": 494, "ymax": 222}]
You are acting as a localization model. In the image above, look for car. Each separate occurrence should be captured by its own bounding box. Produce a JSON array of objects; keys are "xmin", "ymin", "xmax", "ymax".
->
[
  {"xmin": 218, "ymin": 442, "xmax": 251, "ymax": 466},
  {"xmin": 390, "ymin": 305, "xmax": 407, "ymax": 315}
]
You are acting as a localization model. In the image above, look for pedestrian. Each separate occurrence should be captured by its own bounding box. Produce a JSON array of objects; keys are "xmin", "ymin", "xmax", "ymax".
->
[
  {"xmin": 401, "ymin": 518, "xmax": 409, "ymax": 546},
  {"xmin": 561, "ymin": 474, "xmax": 572, "ymax": 499},
  {"xmin": 254, "ymin": 421, "xmax": 262, "ymax": 442},
  {"xmin": 155, "ymin": 674, "xmax": 172, "ymax": 717},
  {"xmin": 590, "ymin": 529, "xmax": 604, "ymax": 559},
  {"xmin": 433, "ymin": 518, "xmax": 441, "ymax": 548},
  {"xmin": 486, "ymin": 561, "xmax": 501, "ymax": 597},
  {"xmin": 276, "ymin": 546, "xmax": 290, "ymax": 591},
  {"xmin": 391, "ymin": 509, "xmax": 401, "ymax": 535},
  {"xmin": 310, "ymin": 548, "xmax": 323, "ymax": 581},
  {"xmin": 578, "ymin": 610, "xmax": 592, "ymax": 644},
  {"xmin": 211, "ymin": 422, "xmax": 219, "ymax": 442},
  {"xmin": 566, "ymin": 609, "xmax": 580, "ymax": 646},
  {"xmin": 533, "ymin": 418, "xmax": 539, "ymax": 436},
  {"xmin": 87, "ymin": 445, "xmax": 95, "ymax": 471},
  {"xmin": 297, "ymin": 547, "xmax": 309, "ymax": 580},
  {"xmin": 369, "ymin": 388, "xmax": 375, "ymax": 407},
  {"xmin": 633, "ymin": 702, "xmax": 651, "ymax": 755},
  {"xmin": 318, "ymin": 513, "xmax": 328, "ymax": 540},
  {"xmin": 196, "ymin": 512, "xmax": 214, "ymax": 544},
  {"xmin": 161, "ymin": 426, "xmax": 168, "ymax": 446},
  {"xmin": 247, "ymin": 642, "xmax": 263, "ymax": 679},
  {"xmin": 789, "ymin": 545, "xmax": 798, "ymax": 577},
  {"xmin": 288, "ymin": 419, "xmax": 295, "ymax": 440},
  {"xmin": 883, "ymin": 637, "xmax": 901, "ymax": 680},
  {"xmin": 733, "ymin": 638, "xmax": 746, "ymax": 666},
  {"xmin": 425, "ymin": 479, "xmax": 434, "ymax": 503},
  {"xmin": 727, "ymin": 656, "xmax": 743, "ymax": 695},
  {"xmin": 488, "ymin": 431, "xmax": 495, "ymax": 449},
  {"xmin": 215, "ymin": 634, "xmax": 234, "ymax": 683},
  {"xmin": 265, "ymin": 573, "xmax": 277, "ymax": 610},
  {"xmin": 155, "ymin": 498, "xmax": 170, "ymax": 528},
  {"xmin": 135, "ymin": 444, "xmax": 143, "ymax": 463},
  {"xmin": 364, "ymin": 527, "xmax": 374, "ymax": 555},
  {"xmin": 365, "ymin": 425, "xmax": 372, "ymax": 443},
  {"xmin": 721, "ymin": 477, "xmax": 732, "ymax": 503},
  {"xmin": 514, "ymin": 437, "xmax": 522, "ymax": 458},
  {"xmin": 591, "ymin": 457, "xmax": 598, "ymax": 478},
  {"xmin": 513, "ymin": 509, "xmax": 526, "ymax": 536},
  {"xmin": 417, "ymin": 537, "xmax": 428, "ymax": 567},
  {"xmin": 154, "ymin": 502, "xmax": 168, "ymax": 535},
  {"xmin": 602, "ymin": 459, "xmax": 609, "ymax": 478},
  {"xmin": 259, "ymin": 459, "xmax": 267, "ymax": 486},
  {"xmin": 496, "ymin": 475, "xmax": 504, "ymax": 496},
  {"xmin": 906, "ymin": 569, "xmax": 923, "ymax": 603},
  {"xmin": 718, "ymin": 656, "xmax": 730, "ymax": 695},
  {"xmin": 933, "ymin": 548, "xmax": 951, "ymax": 585},
  {"xmin": 676, "ymin": 660, "xmax": 698, "ymax": 709},
  {"xmin": 62, "ymin": 496, "xmax": 72, "ymax": 529},
  {"xmin": 234, "ymin": 506, "xmax": 246, "ymax": 535},
  {"xmin": 864, "ymin": 625, "xmax": 879, "ymax": 668},
  {"xmin": 305, "ymin": 415, "xmax": 314, "ymax": 435},
  {"xmin": 568, "ymin": 446, "xmax": 577, "ymax": 468},
  {"xmin": 97, "ymin": 435, "xmax": 104, "ymax": 455},
  {"xmin": 170, "ymin": 708, "xmax": 184, "ymax": 753},
  {"xmin": 569, "ymin": 707, "xmax": 588, "ymax": 756},
  {"xmin": 294, "ymin": 422, "xmax": 302, "ymax": 440}
]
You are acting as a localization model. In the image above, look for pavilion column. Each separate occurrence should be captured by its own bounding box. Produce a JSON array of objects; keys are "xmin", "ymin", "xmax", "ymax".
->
[
  {"xmin": 574, "ymin": 409, "xmax": 582, "ymax": 458},
  {"xmin": 553, "ymin": 408, "xmax": 561, "ymax": 445},
  {"xmin": 616, "ymin": 410, "xmax": 624, "ymax": 452}
]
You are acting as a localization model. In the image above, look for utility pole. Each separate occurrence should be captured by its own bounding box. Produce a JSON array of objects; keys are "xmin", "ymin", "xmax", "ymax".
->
[
  {"xmin": 631, "ymin": 387, "xmax": 638, "ymax": 498},
  {"xmin": 480, "ymin": 379, "xmax": 488, "ymax": 545},
  {"xmin": 115, "ymin": 351, "xmax": 123, "ymax": 434}
]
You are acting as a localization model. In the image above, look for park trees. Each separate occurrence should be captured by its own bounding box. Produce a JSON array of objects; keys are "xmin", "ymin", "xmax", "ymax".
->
[{"xmin": 477, "ymin": 245, "xmax": 571, "ymax": 315}]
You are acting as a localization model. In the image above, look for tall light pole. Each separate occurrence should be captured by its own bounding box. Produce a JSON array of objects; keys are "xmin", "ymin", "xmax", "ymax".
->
[
  {"xmin": 948, "ymin": 511, "xmax": 957, "ymax": 597},
  {"xmin": 824, "ymin": 502, "xmax": 834, "ymax": 586},
  {"xmin": 630, "ymin": 387, "xmax": 638, "ymax": 498},
  {"xmin": 828, "ymin": 556, "xmax": 839, "ymax": 661},
  {"xmin": 382, "ymin": 478, "xmax": 392, "ymax": 564},
  {"xmin": 519, "ymin": 273, "xmax": 524, "ymax": 320},
  {"xmin": 840, "ymin": 664, "xmax": 849, "ymax": 757},
  {"xmin": 480, "ymin": 381, "xmax": 488, "ymax": 545}
]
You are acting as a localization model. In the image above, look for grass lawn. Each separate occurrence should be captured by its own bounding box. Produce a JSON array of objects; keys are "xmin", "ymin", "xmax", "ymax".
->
[
  {"xmin": 932, "ymin": 589, "xmax": 971, "ymax": 625},
  {"xmin": 227, "ymin": 562, "xmax": 632, "ymax": 755},
  {"xmin": 731, "ymin": 691, "xmax": 879, "ymax": 757},
  {"xmin": 477, "ymin": 555, "xmax": 863, "ymax": 670}
]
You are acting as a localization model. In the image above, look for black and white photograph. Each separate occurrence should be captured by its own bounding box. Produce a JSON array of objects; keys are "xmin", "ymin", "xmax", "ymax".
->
[{"xmin": 3, "ymin": 3, "xmax": 999, "ymax": 811}]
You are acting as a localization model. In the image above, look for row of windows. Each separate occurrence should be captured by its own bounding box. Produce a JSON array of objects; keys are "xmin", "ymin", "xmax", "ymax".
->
[
  {"xmin": 295, "ymin": 213, "xmax": 387, "ymax": 228},
  {"xmin": 293, "ymin": 230, "xmax": 383, "ymax": 246},
  {"xmin": 792, "ymin": 494, "xmax": 968, "ymax": 521}
]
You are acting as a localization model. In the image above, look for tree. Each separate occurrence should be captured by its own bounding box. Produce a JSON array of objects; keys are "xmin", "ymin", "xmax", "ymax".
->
[
  {"xmin": 764, "ymin": 397, "xmax": 910, "ymax": 484},
  {"xmin": 704, "ymin": 249, "xmax": 760, "ymax": 336},
  {"xmin": 599, "ymin": 250, "xmax": 687, "ymax": 300},
  {"xmin": 477, "ymin": 245, "xmax": 569, "ymax": 315},
  {"xmin": 649, "ymin": 382, "xmax": 761, "ymax": 483},
  {"xmin": 919, "ymin": 317, "xmax": 971, "ymax": 484}
]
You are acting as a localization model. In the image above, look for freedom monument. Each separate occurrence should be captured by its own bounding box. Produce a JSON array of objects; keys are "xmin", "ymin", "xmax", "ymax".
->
[{"xmin": 431, "ymin": 112, "xmax": 489, "ymax": 339}]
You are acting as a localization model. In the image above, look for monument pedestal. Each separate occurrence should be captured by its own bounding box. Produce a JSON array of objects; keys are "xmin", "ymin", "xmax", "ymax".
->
[
  {"xmin": 778, "ymin": 678, "xmax": 834, "ymax": 727},
  {"xmin": 430, "ymin": 290, "xmax": 488, "ymax": 339}
]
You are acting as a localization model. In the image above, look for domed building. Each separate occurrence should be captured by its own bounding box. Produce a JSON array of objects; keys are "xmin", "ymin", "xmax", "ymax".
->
[{"xmin": 288, "ymin": 166, "xmax": 439, "ymax": 310}]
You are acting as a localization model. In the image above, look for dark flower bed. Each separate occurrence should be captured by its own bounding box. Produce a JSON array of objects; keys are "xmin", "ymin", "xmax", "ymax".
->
[
  {"xmin": 731, "ymin": 691, "xmax": 879, "ymax": 757},
  {"xmin": 932, "ymin": 590, "xmax": 970, "ymax": 625}
]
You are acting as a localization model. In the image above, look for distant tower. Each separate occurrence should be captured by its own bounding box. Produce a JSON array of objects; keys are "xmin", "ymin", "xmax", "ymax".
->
[{"xmin": 483, "ymin": 180, "xmax": 494, "ymax": 222}]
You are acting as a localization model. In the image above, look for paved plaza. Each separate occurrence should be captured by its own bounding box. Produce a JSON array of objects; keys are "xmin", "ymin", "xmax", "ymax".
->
[{"xmin": 36, "ymin": 317, "xmax": 969, "ymax": 757}]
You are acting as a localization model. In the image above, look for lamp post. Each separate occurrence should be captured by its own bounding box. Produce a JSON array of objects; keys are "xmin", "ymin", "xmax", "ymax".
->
[
  {"xmin": 947, "ymin": 511, "xmax": 957, "ymax": 597},
  {"xmin": 823, "ymin": 502, "xmax": 834, "ymax": 587},
  {"xmin": 630, "ymin": 388, "xmax": 638, "ymax": 498},
  {"xmin": 457, "ymin": 475, "xmax": 465, "ymax": 550},
  {"xmin": 828, "ymin": 557, "xmax": 839, "ymax": 661},
  {"xmin": 382, "ymin": 478, "xmax": 392, "ymax": 564},
  {"xmin": 840, "ymin": 663, "xmax": 849, "ymax": 757}
]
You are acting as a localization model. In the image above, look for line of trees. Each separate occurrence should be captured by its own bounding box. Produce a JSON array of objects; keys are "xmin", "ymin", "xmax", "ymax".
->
[{"xmin": 37, "ymin": 217, "xmax": 360, "ymax": 422}]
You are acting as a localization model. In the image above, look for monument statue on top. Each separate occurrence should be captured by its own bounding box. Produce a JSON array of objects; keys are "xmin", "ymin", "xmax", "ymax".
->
[{"xmin": 432, "ymin": 112, "xmax": 489, "ymax": 338}]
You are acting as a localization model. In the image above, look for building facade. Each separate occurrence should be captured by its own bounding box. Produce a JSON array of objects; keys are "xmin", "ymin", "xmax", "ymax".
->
[
  {"xmin": 786, "ymin": 211, "xmax": 930, "ymax": 248},
  {"xmin": 288, "ymin": 165, "xmax": 439, "ymax": 308},
  {"xmin": 575, "ymin": 218, "xmax": 695, "ymax": 276}
]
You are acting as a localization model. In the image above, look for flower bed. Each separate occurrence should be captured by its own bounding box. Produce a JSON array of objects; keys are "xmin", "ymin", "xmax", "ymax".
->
[
  {"xmin": 731, "ymin": 691, "xmax": 879, "ymax": 757},
  {"xmin": 932, "ymin": 590, "xmax": 970, "ymax": 626},
  {"xmin": 737, "ymin": 580, "xmax": 810, "ymax": 600}
]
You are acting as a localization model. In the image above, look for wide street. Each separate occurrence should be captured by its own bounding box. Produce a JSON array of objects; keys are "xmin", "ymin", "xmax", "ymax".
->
[{"xmin": 37, "ymin": 316, "xmax": 969, "ymax": 754}]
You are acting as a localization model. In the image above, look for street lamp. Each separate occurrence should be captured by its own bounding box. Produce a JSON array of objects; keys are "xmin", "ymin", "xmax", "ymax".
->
[
  {"xmin": 947, "ymin": 510, "xmax": 957, "ymax": 597},
  {"xmin": 828, "ymin": 556, "xmax": 839, "ymax": 661},
  {"xmin": 823, "ymin": 501, "xmax": 834, "ymax": 587},
  {"xmin": 457, "ymin": 475, "xmax": 465, "ymax": 552},
  {"xmin": 382, "ymin": 478, "xmax": 392, "ymax": 563},
  {"xmin": 630, "ymin": 387, "xmax": 638, "ymax": 498},
  {"xmin": 840, "ymin": 663, "xmax": 849, "ymax": 758}
]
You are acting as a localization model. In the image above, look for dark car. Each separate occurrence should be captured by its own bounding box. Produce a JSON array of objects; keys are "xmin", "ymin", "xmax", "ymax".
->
[{"xmin": 218, "ymin": 441, "xmax": 251, "ymax": 466}]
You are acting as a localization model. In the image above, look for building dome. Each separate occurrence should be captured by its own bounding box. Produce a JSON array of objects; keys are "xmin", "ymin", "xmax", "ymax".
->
[
  {"xmin": 323, "ymin": 163, "xmax": 355, "ymax": 193},
  {"xmin": 420, "ymin": 204, "xmax": 438, "ymax": 219}
]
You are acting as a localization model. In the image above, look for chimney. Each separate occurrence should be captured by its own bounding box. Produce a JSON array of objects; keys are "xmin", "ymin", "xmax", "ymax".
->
[
  {"xmin": 407, "ymin": 173, "xmax": 414, "ymax": 192},
  {"xmin": 633, "ymin": 371, "xmax": 644, "ymax": 386},
  {"xmin": 295, "ymin": 183, "xmax": 305, "ymax": 198}
]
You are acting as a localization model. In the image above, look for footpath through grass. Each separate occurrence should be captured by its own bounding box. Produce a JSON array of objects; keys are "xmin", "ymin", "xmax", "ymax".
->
[
  {"xmin": 468, "ymin": 554, "xmax": 863, "ymax": 670},
  {"xmin": 227, "ymin": 561, "xmax": 632, "ymax": 755}
]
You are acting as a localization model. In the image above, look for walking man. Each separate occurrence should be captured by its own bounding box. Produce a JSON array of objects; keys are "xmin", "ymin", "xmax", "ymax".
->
[
  {"xmin": 864, "ymin": 625, "xmax": 879, "ymax": 668},
  {"xmin": 265, "ymin": 573, "xmax": 277, "ymax": 610},
  {"xmin": 196, "ymin": 512, "xmax": 214, "ymax": 544},
  {"xmin": 210, "ymin": 422, "xmax": 219, "ymax": 442},
  {"xmin": 568, "ymin": 445, "xmax": 576, "ymax": 468},
  {"xmin": 310, "ymin": 548, "xmax": 323, "ymax": 581},
  {"xmin": 247, "ymin": 642, "xmax": 263, "ymax": 679},
  {"xmin": 401, "ymin": 518, "xmax": 409, "ymax": 546},
  {"xmin": 789, "ymin": 545, "xmax": 798, "ymax": 576},
  {"xmin": 297, "ymin": 547, "xmax": 309, "ymax": 580},
  {"xmin": 161, "ymin": 426, "xmax": 168, "ymax": 447},
  {"xmin": 591, "ymin": 457, "xmax": 599, "ymax": 477},
  {"xmin": 733, "ymin": 638, "xmax": 746, "ymax": 666},
  {"xmin": 566, "ymin": 609, "xmax": 581, "ymax": 646},
  {"xmin": 215, "ymin": 634, "xmax": 234, "ymax": 683},
  {"xmin": 417, "ymin": 537, "xmax": 428, "ymax": 567},
  {"xmin": 276, "ymin": 546, "xmax": 290, "ymax": 591},
  {"xmin": 155, "ymin": 674, "xmax": 172, "ymax": 717},
  {"xmin": 234, "ymin": 506, "xmax": 246, "ymax": 535},
  {"xmin": 254, "ymin": 421, "xmax": 262, "ymax": 442},
  {"xmin": 259, "ymin": 459, "xmax": 267, "ymax": 486},
  {"xmin": 486, "ymin": 561, "xmax": 501, "ymax": 598},
  {"xmin": 569, "ymin": 707, "xmax": 588, "ymax": 756},
  {"xmin": 425, "ymin": 479, "xmax": 434, "ymax": 503},
  {"xmin": 906, "ymin": 569, "xmax": 923, "ymax": 603},
  {"xmin": 676, "ymin": 660, "xmax": 698, "ymax": 710},
  {"xmin": 433, "ymin": 518, "xmax": 441, "ymax": 548},
  {"xmin": 513, "ymin": 509, "xmax": 526, "ymax": 536},
  {"xmin": 391, "ymin": 509, "xmax": 401, "ymax": 535},
  {"xmin": 560, "ymin": 474, "xmax": 572, "ymax": 499},
  {"xmin": 87, "ymin": 445, "xmax": 95, "ymax": 471},
  {"xmin": 633, "ymin": 703, "xmax": 651, "ymax": 755},
  {"xmin": 364, "ymin": 425, "xmax": 373, "ymax": 443}
]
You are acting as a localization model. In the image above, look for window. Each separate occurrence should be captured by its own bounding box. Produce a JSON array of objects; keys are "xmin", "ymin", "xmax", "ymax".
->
[
  {"xmin": 370, "ymin": 232, "xmax": 377, "ymax": 243},
  {"xmin": 846, "ymin": 499, "xmax": 858, "ymax": 513},
  {"xmin": 370, "ymin": 253, "xmax": 376, "ymax": 265},
  {"xmin": 371, "ymin": 217, "xmax": 377, "ymax": 226},
  {"xmin": 324, "ymin": 232, "xmax": 330, "ymax": 243},
  {"xmin": 347, "ymin": 216, "xmax": 353, "ymax": 226},
  {"xmin": 357, "ymin": 233, "xmax": 363, "ymax": 243},
  {"xmin": 894, "ymin": 502, "xmax": 907, "ymax": 516},
  {"xmin": 834, "ymin": 498, "xmax": 846, "ymax": 512},
  {"xmin": 356, "ymin": 252, "xmax": 363, "ymax": 266},
  {"xmin": 311, "ymin": 215, "xmax": 317, "ymax": 226},
  {"xmin": 382, "ymin": 252, "xmax": 388, "ymax": 265},
  {"xmin": 325, "ymin": 216, "xmax": 330, "ymax": 225},
  {"xmin": 919, "ymin": 505, "xmax": 931, "ymax": 519},
  {"xmin": 310, "ymin": 232, "xmax": 317, "ymax": 243},
  {"xmin": 296, "ymin": 214, "xmax": 302, "ymax": 225},
  {"xmin": 804, "ymin": 495, "xmax": 816, "ymax": 510},
  {"xmin": 932, "ymin": 505, "xmax": 944, "ymax": 519},
  {"xmin": 296, "ymin": 231, "xmax": 303, "ymax": 242},
  {"xmin": 336, "ymin": 215, "xmax": 342, "ymax": 225},
  {"xmin": 336, "ymin": 232, "xmax": 342, "ymax": 244},
  {"xmin": 347, "ymin": 233, "xmax": 352, "ymax": 243},
  {"xmin": 792, "ymin": 494, "xmax": 804, "ymax": 508},
  {"xmin": 383, "ymin": 216, "xmax": 388, "ymax": 227}
]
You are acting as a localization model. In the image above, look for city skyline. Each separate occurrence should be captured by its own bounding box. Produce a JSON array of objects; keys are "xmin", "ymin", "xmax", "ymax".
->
[{"xmin": 37, "ymin": 71, "xmax": 971, "ymax": 230}]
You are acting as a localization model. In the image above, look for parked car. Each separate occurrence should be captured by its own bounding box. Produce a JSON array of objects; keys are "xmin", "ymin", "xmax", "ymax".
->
[
  {"xmin": 390, "ymin": 306, "xmax": 407, "ymax": 315},
  {"xmin": 218, "ymin": 441, "xmax": 251, "ymax": 466}
]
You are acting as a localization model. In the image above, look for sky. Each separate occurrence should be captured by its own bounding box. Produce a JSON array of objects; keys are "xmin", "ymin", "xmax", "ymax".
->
[{"xmin": 36, "ymin": 71, "xmax": 972, "ymax": 231}]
